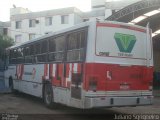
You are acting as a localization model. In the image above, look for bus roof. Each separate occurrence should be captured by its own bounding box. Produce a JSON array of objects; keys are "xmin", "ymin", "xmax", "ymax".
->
[
  {"xmin": 9, "ymin": 21, "xmax": 92, "ymax": 49},
  {"xmin": 9, "ymin": 20, "xmax": 147, "ymax": 49}
]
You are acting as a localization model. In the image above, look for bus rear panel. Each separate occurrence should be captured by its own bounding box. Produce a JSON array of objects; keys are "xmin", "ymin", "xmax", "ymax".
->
[{"xmin": 83, "ymin": 21, "xmax": 153, "ymax": 108}]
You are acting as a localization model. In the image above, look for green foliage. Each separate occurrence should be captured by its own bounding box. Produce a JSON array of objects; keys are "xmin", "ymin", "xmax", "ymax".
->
[{"xmin": 0, "ymin": 35, "xmax": 14, "ymax": 59}]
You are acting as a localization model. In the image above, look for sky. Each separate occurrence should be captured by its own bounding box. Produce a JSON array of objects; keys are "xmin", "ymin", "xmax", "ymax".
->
[{"xmin": 0, "ymin": 0, "xmax": 91, "ymax": 22}]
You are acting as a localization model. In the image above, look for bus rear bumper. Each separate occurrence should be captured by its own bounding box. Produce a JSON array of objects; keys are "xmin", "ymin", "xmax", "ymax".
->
[{"xmin": 84, "ymin": 96, "xmax": 153, "ymax": 108}]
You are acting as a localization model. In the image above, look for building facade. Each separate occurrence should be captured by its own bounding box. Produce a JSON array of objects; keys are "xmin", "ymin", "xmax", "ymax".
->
[
  {"xmin": 9, "ymin": 0, "xmax": 142, "ymax": 44},
  {"xmin": 10, "ymin": 7, "xmax": 83, "ymax": 44},
  {"xmin": 91, "ymin": 0, "xmax": 141, "ymax": 18},
  {"xmin": 0, "ymin": 21, "xmax": 10, "ymax": 36}
]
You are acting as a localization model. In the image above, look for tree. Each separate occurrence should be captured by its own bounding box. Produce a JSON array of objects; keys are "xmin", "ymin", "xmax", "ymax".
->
[{"xmin": 0, "ymin": 35, "xmax": 14, "ymax": 60}]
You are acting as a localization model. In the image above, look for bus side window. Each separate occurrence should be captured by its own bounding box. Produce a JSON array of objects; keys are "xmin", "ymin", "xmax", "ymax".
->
[
  {"xmin": 48, "ymin": 36, "xmax": 65, "ymax": 62},
  {"xmin": 17, "ymin": 47, "xmax": 24, "ymax": 64},
  {"xmin": 24, "ymin": 46, "xmax": 32, "ymax": 64},
  {"xmin": 36, "ymin": 41, "xmax": 48, "ymax": 63},
  {"xmin": 35, "ymin": 42, "xmax": 41, "ymax": 63},
  {"xmin": 30, "ymin": 44, "xmax": 36, "ymax": 63},
  {"xmin": 67, "ymin": 30, "xmax": 86, "ymax": 62},
  {"xmin": 10, "ymin": 49, "xmax": 17, "ymax": 64}
]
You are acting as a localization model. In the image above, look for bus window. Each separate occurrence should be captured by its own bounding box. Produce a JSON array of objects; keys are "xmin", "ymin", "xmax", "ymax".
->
[
  {"xmin": 41, "ymin": 41, "xmax": 48, "ymax": 53},
  {"xmin": 24, "ymin": 46, "xmax": 32, "ymax": 63},
  {"xmin": 24, "ymin": 46, "xmax": 30, "ymax": 56},
  {"xmin": 9, "ymin": 49, "xmax": 17, "ymax": 64},
  {"xmin": 67, "ymin": 31, "xmax": 85, "ymax": 62},
  {"xmin": 48, "ymin": 36, "xmax": 65, "ymax": 62},
  {"xmin": 35, "ymin": 43, "xmax": 41, "ymax": 54},
  {"xmin": 37, "ymin": 40, "xmax": 48, "ymax": 62},
  {"xmin": 30, "ymin": 45, "xmax": 35, "ymax": 55},
  {"xmin": 36, "ymin": 40, "xmax": 48, "ymax": 63},
  {"xmin": 17, "ymin": 47, "xmax": 24, "ymax": 64},
  {"xmin": 13, "ymin": 49, "xmax": 17, "ymax": 59}
]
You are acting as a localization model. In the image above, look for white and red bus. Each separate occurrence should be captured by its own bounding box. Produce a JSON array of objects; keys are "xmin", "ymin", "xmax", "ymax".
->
[{"xmin": 4, "ymin": 20, "xmax": 153, "ymax": 108}]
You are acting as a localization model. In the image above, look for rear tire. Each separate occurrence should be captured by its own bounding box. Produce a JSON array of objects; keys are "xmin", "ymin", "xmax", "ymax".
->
[{"xmin": 43, "ymin": 83, "xmax": 53, "ymax": 108}]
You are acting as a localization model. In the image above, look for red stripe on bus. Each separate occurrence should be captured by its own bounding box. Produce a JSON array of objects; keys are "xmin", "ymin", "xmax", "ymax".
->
[
  {"xmin": 66, "ymin": 64, "xmax": 69, "ymax": 78},
  {"xmin": 78, "ymin": 63, "xmax": 81, "ymax": 73},
  {"xmin": 20, "ymin": 64, "xmax": 24, "ymax": 80},
  {"xmin": 53, "ymin": 64, "xmax": 61, "ymax": 86},
  {"xmin": 72, "ymin": 63, "xmax": 74, "ymax": 73},
  {"xmin": 49, "ymin": 64, "xmax": 53, "ymax": 78},
  {"xmin": 59, "ymin": 64, "xmax": 63, "ymax": 86},
  {"xmin": 84, "ymin": 63, "xmax": 153, "ymax": 91},
  {"xmin": 96, "ymin": 23, "xmax": 146, "ymax": 33},
  {"xmin": 97, "ymin": 23, "xmax": 120, "ymax": 28},
  {"xmin": 16, "ymin": 64, "xmax": 23, "ymax": 80}
]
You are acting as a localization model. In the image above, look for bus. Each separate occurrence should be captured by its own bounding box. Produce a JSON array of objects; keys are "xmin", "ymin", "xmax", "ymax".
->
[{"xmin": 4, "ymin": 20, "xmax": 153, "ymax": 108}]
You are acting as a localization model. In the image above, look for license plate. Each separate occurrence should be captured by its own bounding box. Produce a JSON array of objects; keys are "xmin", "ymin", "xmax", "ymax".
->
[{"xmin": 120, "ymin": 84, "xmax": 130, "ymax": 90}]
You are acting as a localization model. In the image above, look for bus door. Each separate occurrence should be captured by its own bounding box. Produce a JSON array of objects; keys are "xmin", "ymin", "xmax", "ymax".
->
[{"xmin": 70, "ymin": 63, "xmax": 83, "ymax": 100}]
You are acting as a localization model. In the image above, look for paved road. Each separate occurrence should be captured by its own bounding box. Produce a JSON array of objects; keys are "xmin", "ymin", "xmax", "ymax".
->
[{"xmin": 0, "ymin": 93, "xmax": 160, "ymax": 120}]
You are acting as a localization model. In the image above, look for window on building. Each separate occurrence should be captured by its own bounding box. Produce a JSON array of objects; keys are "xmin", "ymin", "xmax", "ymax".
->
[
  {"xmin": 3, "ymin": 28, "xmax": 8, "ymax": 35},
  {"xmin": 61, "ymin": 15, "xmax": 69, "ymax": 24},
  {"xmin": 15, "ymin": 35, "xmax": 22, "ymax": 43},
  {"xmin": 29, "ymin": 19, "xmax": 36, "ymax": 27},
  {"xmin": 45, "ymin": 17, "xmax": 52, "ymax": 26},
  {"xmin": 15, "ymin": 21, "xmax": 22, "ymax": 29},
  {"xmin": 29, "ymin": 33, "xmax": 36, "ymax": 40},
  {"xmin": 83, "ymin": 19, "xmax": 89, "ymax": 22}
]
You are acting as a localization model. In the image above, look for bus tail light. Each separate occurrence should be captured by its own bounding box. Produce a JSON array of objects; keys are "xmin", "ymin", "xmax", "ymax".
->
[
  {"xmin": 149, "ymin": 81, "xmax": 153, "ymax": 91},
  {"xmin": 89, "ymin": 77, "xmax": 98, "ymax": 92}
]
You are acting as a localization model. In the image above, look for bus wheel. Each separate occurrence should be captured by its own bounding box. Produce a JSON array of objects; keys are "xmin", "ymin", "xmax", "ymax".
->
[{"xmin": 44, "ymin": 84, "xmax": 53, "ymax": 107}]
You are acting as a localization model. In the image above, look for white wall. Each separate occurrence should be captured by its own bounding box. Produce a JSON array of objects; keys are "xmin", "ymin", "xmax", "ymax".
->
[
  {"xmin": 11, "ymin": 13, "xmax": 82, "ymax": 44},
  {"xmin": 10, "ymin": 7, "xmax": 31, "ymax": 16},
  {"xmin": 74, "ymin": 14, "xmax": 83, "ymax": 24}
]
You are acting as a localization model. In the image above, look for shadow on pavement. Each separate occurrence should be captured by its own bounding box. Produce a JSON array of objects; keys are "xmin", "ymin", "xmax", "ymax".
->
[{"xmin": 10, "ymin": 92, "xmax": 121, "ymax": 120}]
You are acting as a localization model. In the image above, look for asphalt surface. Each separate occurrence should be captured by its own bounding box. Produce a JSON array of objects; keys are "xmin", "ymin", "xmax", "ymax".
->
[{"xmin": 0, "ymin": 92, "xmax": 160, "ymax": 120}]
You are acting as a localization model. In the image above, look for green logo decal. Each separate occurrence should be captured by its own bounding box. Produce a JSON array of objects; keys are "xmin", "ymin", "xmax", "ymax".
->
[{"xmin": 114, "ymin": 33, "xmax": 136, "ymax": 53}]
